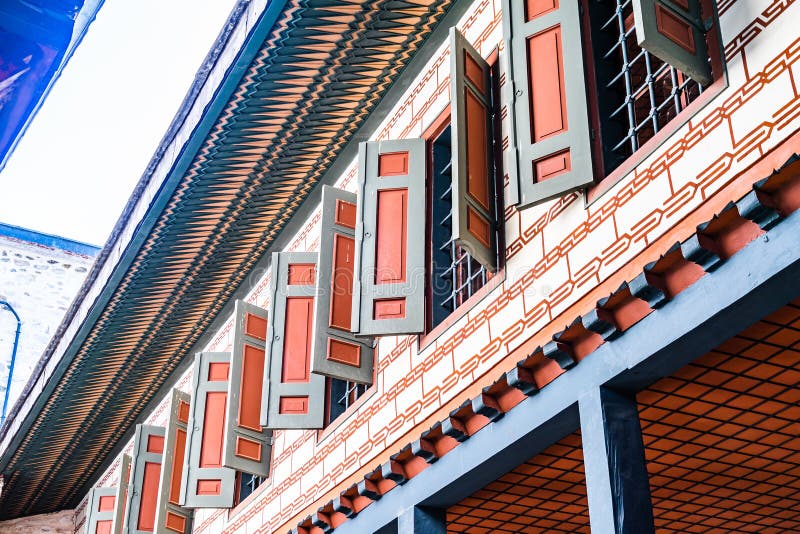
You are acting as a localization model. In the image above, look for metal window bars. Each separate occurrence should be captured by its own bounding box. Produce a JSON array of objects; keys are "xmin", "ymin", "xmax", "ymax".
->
[
  {"xmin": 600, "ymin": 0, "xmax": 704, "ymax": 159},
  {"xmin": 327, "ymin": 378, "xmax": 368, "ymax": 426},
  {"xmin": 238, "ymin": 473, "xmax": 264, "ymax": 503}
]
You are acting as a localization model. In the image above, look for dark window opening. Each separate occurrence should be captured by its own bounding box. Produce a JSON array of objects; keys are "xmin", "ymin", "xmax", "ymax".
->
[
  {"xmin": 585, "ymin": 0, "xmax": 714, "ymax": 176},
  {"xmin": 234, "ymin": 472, "xmax": 265, "ymax": 505},
  {"xmin": 428, "ymin": 59, "xmax": 503, "ymax": 331},
  {"xmin": 325, "ymin": 378, "xmax": 368, "ymax": 426}
]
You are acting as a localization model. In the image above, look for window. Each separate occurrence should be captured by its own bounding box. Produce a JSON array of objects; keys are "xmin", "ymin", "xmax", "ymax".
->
[
  {"xmin": 584, "ymin": 0, "xmax": 720, "ymax": 176},
  {"xmin": 427, "ymin": 43, "xmax": 503, "ymax": 332},
  {"xmin": 234, "ymin": 472, "xmax": 265, "ymax": 505},
  {"xmin": 325, "ymin": 378, "xmax": 369, "ymax": 426}
]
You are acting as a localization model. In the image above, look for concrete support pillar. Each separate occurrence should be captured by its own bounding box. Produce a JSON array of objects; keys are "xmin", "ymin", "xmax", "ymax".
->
[
  {"xmin": 394, "ymin": 506, "xmax": 446, "ymax": 534},
  {"xmin": 579, "ymin": 387, "xmax": 655, "ymax": 534}
]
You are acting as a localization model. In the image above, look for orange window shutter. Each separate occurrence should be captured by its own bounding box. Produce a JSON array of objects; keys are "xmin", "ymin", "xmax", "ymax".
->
[
  {"xmin": 450, "ymin": 27, "xmax": 498, "ymax": 272},
  {"xmin": 311, "ymin": 186, "xmax": 375, "ymax": 385},
  {"xmin": 85, "ymin": 486, "xmax": 116, "ymax": 534},
  {"xmin": 501, "ymin": 0, "xmax": 595, "ymax": 208},
  {"xmin": 153, "ymin": 389, "xmax": 193, "ymax": 533},
  {"xmin": 181, "ymin": 352, "xmax": 236, "ymax": 508},
  {"xmin": 262, "ymin": 251, "xmax": 325, "ymax": 430},
  {"xmin": 352, "ymin": 139, "xmax": 426, "ymax": 336},
  {"xmin": 632, "ymin": 0, "xmax": 712, "ymax": 85},
  {"xmin": 110, "ymin": 454, "xmax": 131, "ymax": 534},
  {"xmin": 223, "ymin": 300, "xmax": 273, "ymax": 477},
  {"xmin": 123, "ymin": 425, "xmax": 165, "ymax": 534}
]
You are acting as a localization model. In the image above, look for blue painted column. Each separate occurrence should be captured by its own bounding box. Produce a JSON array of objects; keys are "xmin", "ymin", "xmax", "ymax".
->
[
  {"xmin": 579, "ymin": 387, "xmax": 655, "ymax": 533},
  {"xmin": 395, "ymin": 506, "xmax": 446, "ymax": 533}
]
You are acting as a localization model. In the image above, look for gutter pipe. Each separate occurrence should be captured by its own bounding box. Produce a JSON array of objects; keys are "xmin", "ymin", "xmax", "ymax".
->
[{"xmin": 0, "ymin": 301, "xmax": 21, "ymax": 426}]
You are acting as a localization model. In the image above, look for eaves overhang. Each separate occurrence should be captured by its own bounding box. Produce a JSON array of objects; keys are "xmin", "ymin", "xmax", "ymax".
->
[{"xmin": 0, "ymin": 0, "xmax": 458, "ymax": 519}]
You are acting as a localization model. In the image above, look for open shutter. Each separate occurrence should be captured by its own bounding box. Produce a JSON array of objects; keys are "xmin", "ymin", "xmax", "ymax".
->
[
  {"xmin": 85, "ymin": 487, "xmax": 116, "ymax": 534},
  {"xmin": 632, "ymin": 0, "xmax": 712, "ymax": 85},
  {"xmin": 450, "ymin": 27, "xmax": 498, "ymax": 272},
  {"xmin": 311, "ymin": 186, "xmax": 375, "ymax": 384},
  {"xmin": 502, "ymin": 0, "xmax": 594, "ymax": 208},
  {"xmin": 124, "ymin": 425, "xmax": 165, "ymax": 534},
  {"xmin": 223, "ymin": 300, "xmax": 273, "ymax": 477},
  {"xmin": 262, "ymin": 251, "xmax": 325, "ymax": 429},
  {"xmin": 111, "ymin": 454, "xmax": 131, "ymax": 534},
  {"xmin": 181, "ymin": 352, "xmax": 236, "ymax": 508},
  {"xmin": 154, "ymin": 390, "xmax": 193, "ymax": 533},
  {"xmin": 352, "ymin": 138, "xmax": 426, "ymax": 335}
]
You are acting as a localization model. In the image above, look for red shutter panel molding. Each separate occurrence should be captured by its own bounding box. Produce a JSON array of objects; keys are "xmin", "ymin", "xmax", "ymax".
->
[
  {"xmin": 632, "ymin": 0, "xmax": 712, "ymax": 85},
  {"xmin": 261, "ymin": 251, "xmax": 325, "ymax": 429},
  {"xmin": 502, "ymin": 0, "xmax": 594, "ymax": 208},
  {"xmin": 85, "ymin": 487, "xmax": 116, "ymax": 534},
  {"xmin": 223, "ymin": 300, "xmax": 273, "ymax": 477},
  {"xmin": 154, "ymin": 389, "xmax": 193, "ymax": 534},
  {"xmin": 111, "ymin": 454, "xmax": 131, "ymax": 534},
  {"xmin": 450, "ymin": 27, "xmax": 498, "ymax": 272},
  {"xmin": 181, "ymin": 352, "xmax": 236, "ymax": 508},
  {"xmin": 124, "ymin": 425, "xmax": 165, "ymax": 534},
  {"xmin": 311, "ymin": 186, "xmax": 375, "ymax": 384},
  {"xmin": 352, "ymin": 139, "xmax": 426, "ymax": 335}
]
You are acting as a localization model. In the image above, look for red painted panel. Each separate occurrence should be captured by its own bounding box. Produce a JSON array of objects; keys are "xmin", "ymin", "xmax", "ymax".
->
[
  {"xmin": 527, "ymin": 26, "xmax": 568, "ymax": 142},
  {"xmin": 165, "ymin": 512, "xmax": 187, "ymax": 534},
  {"xmin": 237, "ymin": 344, "xmax": 265, "ymax": 431},
  {"xmin": 146, "ymin": 435, "xmax": 164, "ymax": 455},
  {"xmin": 199, "ymin": 391, "xmax": 226, "ymax": 468},
  {"xmin": 464, "ymin": 51, "xmax": 485, "ymax": 93},
  {"xmin": 378, "ymin": 151, "xmax": 409, "ymax": 176},
  {"xmin": 245, "ymin": 312, "xmax": 268, "ymax": 340},
  {"xmin": 467, "ymin": 207, "xmax": 492, "ymax": 248},
  {"xmin": 526, "ymin": 0, "xmax": 558, "ymax": 21},
  {"xmin": 282, "ymin": 297, "xmax": 313, "ymax": 383},
  {"xmin": 673, "ymin": 0, "xmax": 689, "ymax": 8},
  {"xmin": 177, "ymin": 401, "xmax": 190, "ymax": 425},
  {"xmin": 98, "ymin": 495, "xmax": 115, "ymax": 512},
  {"xmin": 534, "ymin": 150, "xmax": 571, "ymax": 182},
  {"xmin": 465, "ymin": 89, "xmax": 490, "ymax": 211},
  {"xmin": 327, "ymin": 339, "xmax": 361, "ymax": 367},
  {"xmin": 235, "ymin": 436, "xmax": 262, "ymax": 462},
  {"xmin": 137, "ymin": 462, "xmax": 161, "ymax": 532},
  {"xmin": 207, "ymin": 362, "xmax": 229, "ymax": 382},
  {"xmin": 335, "ymin": 199, "xmax": 357, "ymax": 229},
  {"xmin": 279, "ymin": 396, "xmax": 309, "ymax": 414},
  {"xmin": 373, "ymin": 298, "xmax": 406, "ymax": 320},
  {"xmin": 96, "ymin": 520, "xmax": 112, "ymax": 534},
  {"xmin": 288, "ymin": 263, "xmax": 316, "ymax": 285},
  {"xmin": 196, "ymin": 480, "xmax": 221, "ymax": 496},
  {"xmin": 330, "ymin": 234, "xmax": 355, "ymax": 331},
  {"xmin": 375, "ymin": 189, "xmax": 407, "ymax": 284},
  {"xmin": 656, "ymin": 5, "xmax": 696, "ymax": 53},
  {"xmin": 168, "ymin": 428, "xmax": 187, "ymax": 505}
]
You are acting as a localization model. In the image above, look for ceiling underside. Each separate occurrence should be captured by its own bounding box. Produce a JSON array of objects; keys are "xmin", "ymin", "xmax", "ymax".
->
[{"xmin": 0, "ymin": 0, "xmax": 454, "ymax": 518}]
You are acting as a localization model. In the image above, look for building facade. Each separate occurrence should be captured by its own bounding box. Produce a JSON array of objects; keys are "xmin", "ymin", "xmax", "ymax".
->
[{"xmin": 0, "ymin": 0, "xmax": 798, "ymax": 533}]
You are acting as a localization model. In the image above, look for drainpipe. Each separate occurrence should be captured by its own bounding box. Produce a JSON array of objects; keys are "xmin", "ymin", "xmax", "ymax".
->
[{"xmin": 0, "ymin": 301, "xmax": 21, "ymax": 427}]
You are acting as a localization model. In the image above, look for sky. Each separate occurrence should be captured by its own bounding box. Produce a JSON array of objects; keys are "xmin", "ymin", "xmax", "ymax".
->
[{"xmin": 0, "ymin": 0, "xmax": 240, "ymax": 246}]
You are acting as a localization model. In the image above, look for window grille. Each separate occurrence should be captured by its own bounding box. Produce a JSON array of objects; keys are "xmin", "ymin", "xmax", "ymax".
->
[
  {"xmin": 430, "ymin": 124, "xmax": 493, "ymax": 330},
  {"xmin": 327, "ymin": 379, "xmax": 368, "ymax": 425},
  {"xmin": 589, "ymin": 0, "xmax": 707, "ymax": 174}
]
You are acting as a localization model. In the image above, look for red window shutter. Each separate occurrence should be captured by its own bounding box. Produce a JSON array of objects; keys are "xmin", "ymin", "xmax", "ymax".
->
[
  {"xmin": 502, "ymin": 0, "xmax": 594, "ymax": 207},
  {"xmin": 632, "ymin": 0, "xmax": 712, "ymax": 85},
  {"xmin": 311, "ymin": 186, "xmax": 375, "ymax": 384},
  {"xmin": 181, "ymin": 352, "xmax": 236, "ymax": 508},
  {"xmin": 153, "ymin": 389, "xmax": 193, "ymax": 533},
  {"xmin": 450, "ymin": 27, "xmax": 498, "ymax": 272},
  {"xmin": 85, "ymin": 486, "xmax": 116, "ymax": 534},
  {"xmin": 262, "ymin": 251, "xmax": 325, "ymax": 429},
  {"xmin": 124, "ymin": 425, "xmax": 165, "ymax": 534},
  {"xmin": 223, "ymin": 300, "xmax": 273, "ymax": 477},
  {"xmin": 111, "ymin": 454, "xmax": 131, "ymax": 534},
  {"xmin": 352, "ymin": 139, "xmax": 426, "ymax": 335}
]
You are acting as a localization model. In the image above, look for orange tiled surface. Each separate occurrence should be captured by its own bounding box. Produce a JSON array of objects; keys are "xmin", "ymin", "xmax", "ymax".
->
[
  {"xmin": 446, "ymin": 433, "xmax": 589, "ymax": 533},
  {"xmin": 641, "ymin": 299, "xmax": 800, "ymax": 533}
]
